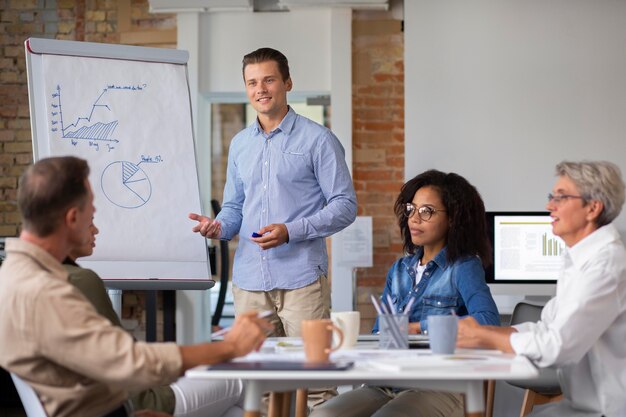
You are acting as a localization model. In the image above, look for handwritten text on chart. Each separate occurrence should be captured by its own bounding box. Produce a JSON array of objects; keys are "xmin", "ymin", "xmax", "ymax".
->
[
  {"xmin": 107, "ymin": 83, "xmax": 148, "ymax": 91},
  {"xmin": 140, "ymin": 154, "xmax": 164, "ymax": 163}
]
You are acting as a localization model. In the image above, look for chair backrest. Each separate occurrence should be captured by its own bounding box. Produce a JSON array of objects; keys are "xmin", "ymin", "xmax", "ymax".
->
[
  {"xmin": 510, "ymin": 301, "xmax": 544, "ymax": 326},
  {"xmin": 507, "ymin": 301, "xmax": 562, "ymax": 395},
  {"xmin": 10, "ymin": 373, "xmax": 48, "ymax": 417}
]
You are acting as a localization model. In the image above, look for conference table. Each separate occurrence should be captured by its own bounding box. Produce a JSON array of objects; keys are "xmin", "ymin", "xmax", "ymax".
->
[{"xmin": 186, "ymin": 338, "xmax": 538, "ymax": 417}]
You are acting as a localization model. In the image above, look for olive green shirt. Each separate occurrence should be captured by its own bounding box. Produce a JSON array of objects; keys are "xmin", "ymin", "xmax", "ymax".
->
[
  {"xmin": 64, "ymin": 263, "xmax": 176, "ymax": 413},
  {"xmin": 0, "ymin": 239, "xmax": 182, "ymax": 417}
]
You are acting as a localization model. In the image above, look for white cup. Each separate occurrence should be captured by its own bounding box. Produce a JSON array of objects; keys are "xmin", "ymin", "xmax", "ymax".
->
[{"xmin": 330, "ymin": 311, "xmax": 360, "ymax": 349}]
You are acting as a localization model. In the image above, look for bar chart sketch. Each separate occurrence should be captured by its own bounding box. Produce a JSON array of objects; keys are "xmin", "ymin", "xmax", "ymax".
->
[{"xmin": 101, "ymin": 160, "xmax": 152, "ymax": 208}]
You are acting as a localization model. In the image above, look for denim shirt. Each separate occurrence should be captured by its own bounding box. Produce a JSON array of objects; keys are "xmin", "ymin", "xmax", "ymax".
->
[{"xmin": 373, "ymin": 247, "xmax": 500, "ymax": 333}]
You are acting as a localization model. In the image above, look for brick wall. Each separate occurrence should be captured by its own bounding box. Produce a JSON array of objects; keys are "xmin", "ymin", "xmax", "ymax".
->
[
  {"xmin": 352, "ymin": 18, "xmax": 405, "ymax": 332},
  {"xmin": 0, "ymin": 1, "xmax": 114, "ymax": 236},
  {"xmin": 0, "ymin": 0, "xmax": 175, "ymax": 340},
  {"xmin": 0, "ymin": 2, "xmax": 404, "ymax": 335},
  {"xmin": 0, "ymin": 0, "xmax": 174, "ymax": 239}
]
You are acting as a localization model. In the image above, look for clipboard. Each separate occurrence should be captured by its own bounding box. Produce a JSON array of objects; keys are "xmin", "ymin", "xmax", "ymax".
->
[{"xmin": 206, "ymin": 361, "xmax": 354, "ymax": 371}]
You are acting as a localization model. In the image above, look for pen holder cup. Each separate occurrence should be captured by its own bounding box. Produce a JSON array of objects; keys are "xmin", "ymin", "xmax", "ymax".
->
[{"xmin": 378, "ymin": 314, "xmax": 409, "ymax": 350}]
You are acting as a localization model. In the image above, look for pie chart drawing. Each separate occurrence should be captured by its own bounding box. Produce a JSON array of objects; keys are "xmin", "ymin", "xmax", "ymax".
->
[{"xmin": 101, "ymin": 161, "xmax": 152, "ymax": 208}]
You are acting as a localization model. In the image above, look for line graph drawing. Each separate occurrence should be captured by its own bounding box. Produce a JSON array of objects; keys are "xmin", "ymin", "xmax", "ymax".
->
[
  {"xmin": 49, "ymin": 83, "xmax": 146, "ymax": 149},
  {"xmin": 100, "ymin": 155, "xmax": 163, "ymax": 209},
  {"xmin": 61, "ymin": 89, "xmax": 118, "ymax": 140},
  {"xmin": 51, "ymin": 85, "xmax": 119, "ymax": 143}
]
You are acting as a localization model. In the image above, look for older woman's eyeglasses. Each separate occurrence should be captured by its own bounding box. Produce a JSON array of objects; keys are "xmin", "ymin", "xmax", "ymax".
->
[
  {"xmin": 403, "ymin": 203, "xmax": 446, "ymax": 221},
  {"xmin": 547, "ymin": 193, "xmax": 586, "ymax": 205}
]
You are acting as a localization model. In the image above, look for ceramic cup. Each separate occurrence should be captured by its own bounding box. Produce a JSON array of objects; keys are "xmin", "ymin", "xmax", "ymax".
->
[
  {"xmin": 427, "ymin": 314, "xmax": 458, "ymax": 354},
  {"xmin": 301, "ymin": 319, "xmax": 344, "ymax": 363},
  {"xmin": 331, "ymin": 311, "xmax": 361, "ymax": 349}
]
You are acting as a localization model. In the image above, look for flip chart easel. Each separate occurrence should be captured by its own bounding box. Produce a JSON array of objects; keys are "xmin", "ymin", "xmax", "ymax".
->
[{"xmin": 25, "ymin": 38, "xmax": 214, "ymax": 340}]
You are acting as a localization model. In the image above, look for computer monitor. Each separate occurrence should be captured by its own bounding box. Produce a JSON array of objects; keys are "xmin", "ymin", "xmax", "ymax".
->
[{"xmin": 485, "ymin": 212, "xmax": 560, "ymax": 297}]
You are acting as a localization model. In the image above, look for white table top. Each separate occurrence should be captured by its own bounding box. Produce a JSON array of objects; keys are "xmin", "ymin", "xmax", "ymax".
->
[
  {"xmin": 186, "ymin": 340, "xmax": 538, "ymax": 415},
  {"xmin": 186, "ymin": 342, "xmax": 538, "ymax": 383}
]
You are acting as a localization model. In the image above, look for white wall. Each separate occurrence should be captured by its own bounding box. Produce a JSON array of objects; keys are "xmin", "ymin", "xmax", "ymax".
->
[
  {"xmin": 199, "ymin": 10, "xmax": 331, "ymax": 95},
  {"xmin": 405, "ymin": 3, "xmax": 626, "ymax": 412},
  {"xmin": 405, "ymin": 0, "xmax": 626, "ymax": 235},
  {"xmin": 197, "ymin": 8, "xmax": 352, "ymax": 171}
]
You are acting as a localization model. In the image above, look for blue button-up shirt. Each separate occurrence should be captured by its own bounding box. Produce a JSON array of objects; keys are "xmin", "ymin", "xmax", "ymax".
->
[
  {"xmin": 216, "ymin": 107, "xmax": 357, "ymax": 291},
  {"xmin": 373, "ymin": 247, "xmax": 500, "ymax": 333}
]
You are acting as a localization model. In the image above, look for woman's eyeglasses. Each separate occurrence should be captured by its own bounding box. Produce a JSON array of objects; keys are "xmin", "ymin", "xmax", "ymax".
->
[
  {"xmin": 403, "ymin": 203, "xmax": 446, "ymax": 221},
  {"xmin": 547, "ymin": 193, "xmax": 586, "ymax": 205}
]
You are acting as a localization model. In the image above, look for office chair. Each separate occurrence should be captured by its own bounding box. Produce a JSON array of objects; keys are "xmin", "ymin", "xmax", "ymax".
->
[
  {"xmin": 10, "ymin": 373, "xmax": 48, "ymax": 417},
  {"xmin": 508, "ymin": 302, "xmax": 562, "ymax": 416},
  {"xmin": 486, "ymin": 301, "xmax": 562, "ymax": 417}
]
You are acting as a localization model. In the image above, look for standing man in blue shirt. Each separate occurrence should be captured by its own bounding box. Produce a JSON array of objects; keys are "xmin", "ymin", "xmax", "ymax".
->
[{"xmin": 189, "ymin": 47, "xmax": 357, "ymax": 338}]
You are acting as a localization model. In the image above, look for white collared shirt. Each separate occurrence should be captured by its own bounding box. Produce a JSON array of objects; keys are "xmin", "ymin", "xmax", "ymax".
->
[{"xmin": 510, "ymin": 223, "xmax": 626, "ymax": 416}]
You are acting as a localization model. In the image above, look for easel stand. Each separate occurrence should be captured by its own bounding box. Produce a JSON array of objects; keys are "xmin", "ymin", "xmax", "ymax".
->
[
  {"xmin": 104, "ymin": 280, "xmax": 215, "ymax": 342},
  {"xmin": 145, "ymin": 290, "xmax": 176, "ymax": 341}
]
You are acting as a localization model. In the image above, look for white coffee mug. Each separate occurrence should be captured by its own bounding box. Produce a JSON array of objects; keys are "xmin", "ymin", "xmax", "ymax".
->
[{"xmin": 330, "ymin": 311, "xmax": 360, "ymax": 349}]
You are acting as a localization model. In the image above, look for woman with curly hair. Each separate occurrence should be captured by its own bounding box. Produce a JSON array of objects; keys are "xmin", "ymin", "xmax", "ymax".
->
[{"xmin": 311, "ymin": 169, "xmax": 500, "ymax": 417}]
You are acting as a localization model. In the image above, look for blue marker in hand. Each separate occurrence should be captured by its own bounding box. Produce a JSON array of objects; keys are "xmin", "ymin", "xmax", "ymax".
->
[{"xmin": 251, "ymin": 232, "xmax": 262, "ymax": 238}]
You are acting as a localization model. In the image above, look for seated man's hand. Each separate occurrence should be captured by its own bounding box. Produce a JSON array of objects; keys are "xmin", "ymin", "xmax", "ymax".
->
[{"xmin": 224, "ymin": 311, "xmax": 274, "ymax": 357}]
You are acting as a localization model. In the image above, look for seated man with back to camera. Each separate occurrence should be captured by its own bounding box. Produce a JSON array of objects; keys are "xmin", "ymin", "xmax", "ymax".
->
[
  {"xmin": 0, "ymin": 156, "xmax": 272, "ymax": 417},
  {"xmin": 457, "ymin": 160, "xmax": 626, "ymax": 417},
  {"xmin": 64, "ymin": 221, "xmax": 247, "ymax": 417}
]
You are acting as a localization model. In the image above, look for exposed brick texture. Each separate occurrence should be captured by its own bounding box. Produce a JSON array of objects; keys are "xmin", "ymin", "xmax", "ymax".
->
[
  {"xmin": 352, "ymin": 18, "xmax": 405, "ymax": 331},
  {"xmin": 0, "ymin": 1, "xmax": 403, "ymax": 336},
  {"xmin": 0, "ymin": 0, "xmax": 174, "ymax": 240},
  {"xmin": 0, "ymin": 0, "xmax": 175, "ymax": 341}
]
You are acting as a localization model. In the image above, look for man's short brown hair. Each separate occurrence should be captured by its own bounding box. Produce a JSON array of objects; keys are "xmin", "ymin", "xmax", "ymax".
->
[
  {"xmin": 242, "ymin": 47, "xmax": 290, "ymax": 82},
  {"xmin": 17, "ymin": 156, "xmax": 90, "ymax": 237}
]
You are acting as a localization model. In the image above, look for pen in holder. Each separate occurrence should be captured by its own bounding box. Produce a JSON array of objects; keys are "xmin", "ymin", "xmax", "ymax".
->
[
  {"xmin": 370, "ymin": 294, "xmax": 409, "ymax": 350},
  {"xmin": 379, "ymin": 313, "xmax": 409, "ymax": 349}
]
